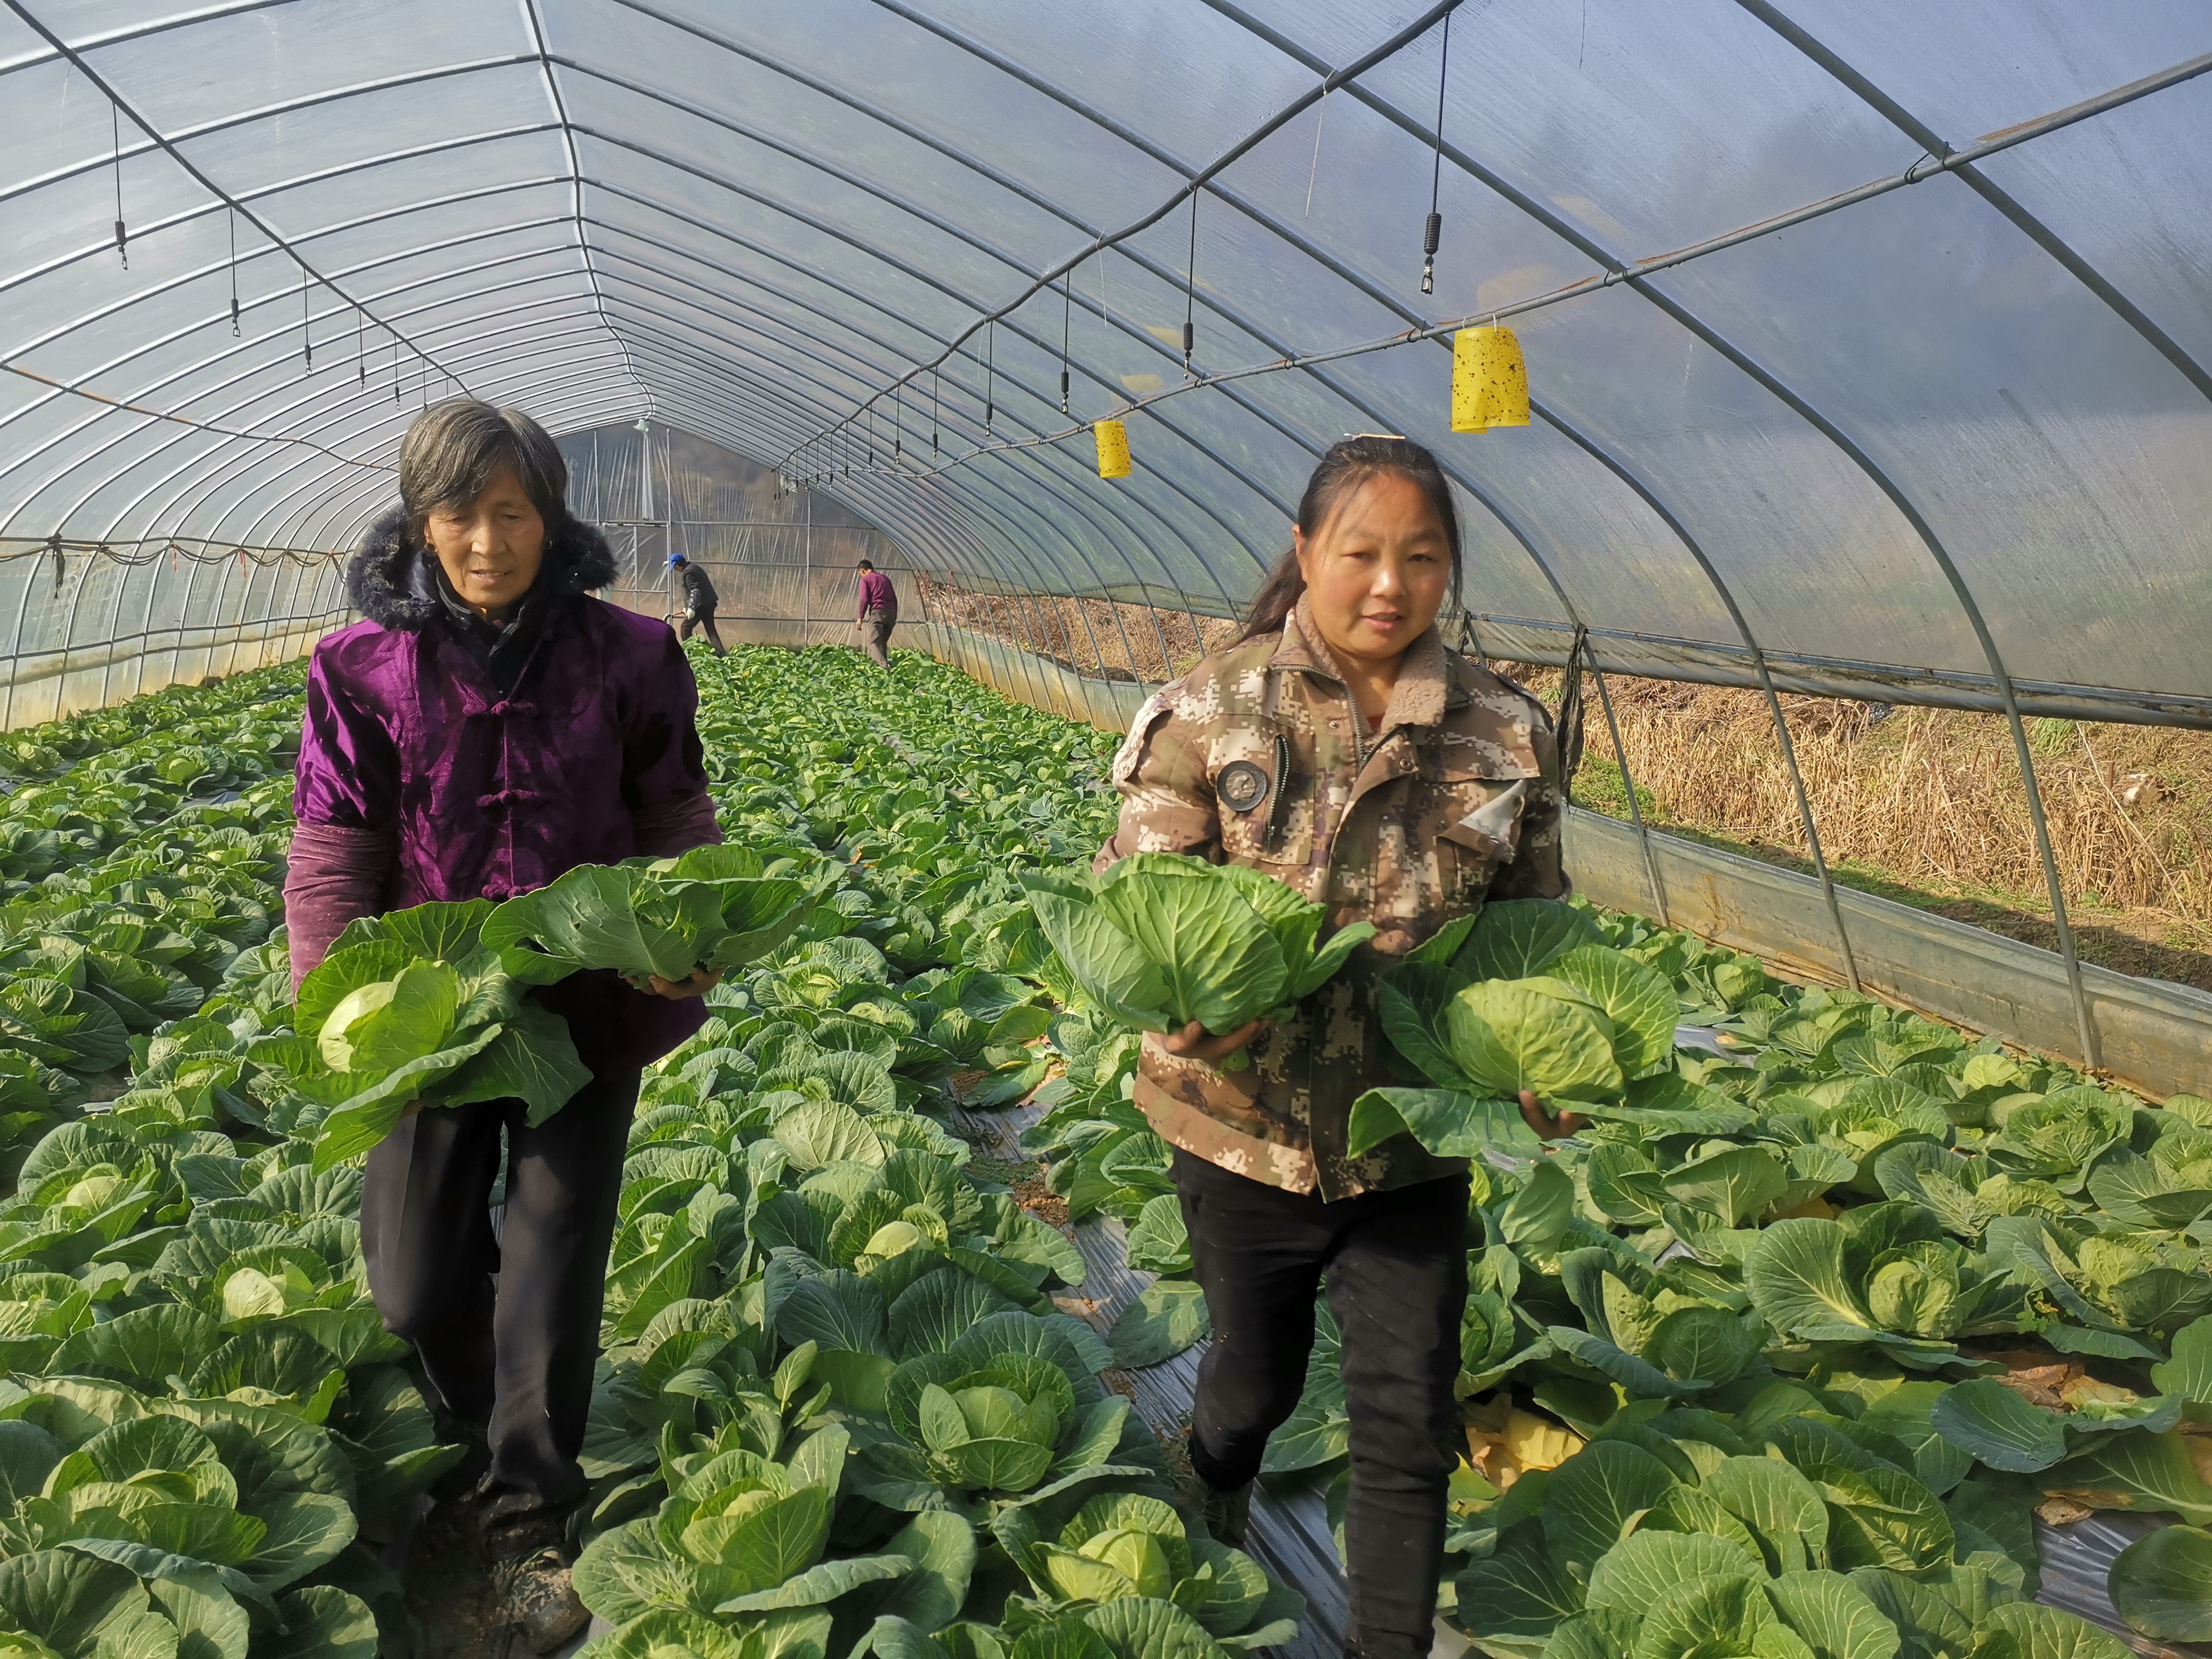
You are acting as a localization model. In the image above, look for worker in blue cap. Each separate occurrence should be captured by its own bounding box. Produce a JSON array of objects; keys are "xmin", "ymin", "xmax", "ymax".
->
[{"xmin": 668, "ymin": 554, "xmax": 725, "ymax": 656}]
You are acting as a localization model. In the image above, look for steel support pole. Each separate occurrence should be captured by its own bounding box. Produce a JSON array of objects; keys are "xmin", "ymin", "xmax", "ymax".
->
[
  {"xmin": 1586, "ymin": 657, "xmax": 1670, "ymax": 929},
  {"xmin": 96, "ymin": 554, "xmax": 135, "ymax": 709}
]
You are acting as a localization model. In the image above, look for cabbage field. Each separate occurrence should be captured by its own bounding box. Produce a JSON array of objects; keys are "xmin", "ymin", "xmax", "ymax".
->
[{"xmin": 0, "ymin": 641, "xmax": 2203, "ymax": 1659}]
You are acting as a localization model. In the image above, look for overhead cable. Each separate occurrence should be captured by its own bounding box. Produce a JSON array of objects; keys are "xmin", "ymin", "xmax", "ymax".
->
[
  {"xmin": 841, "ymin": 45, "xmax": 2212, "ymax": 482},
  {"xmin": 780, "ymin": 0, "xmax": 1470, "ymax": 472},
  {"xmin": 2, "ymin": 0, "xmax": 471, "ymax": 394}
]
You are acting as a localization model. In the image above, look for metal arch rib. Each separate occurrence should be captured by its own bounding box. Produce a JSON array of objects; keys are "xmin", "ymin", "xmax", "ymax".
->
[
  {"xmin": 0, "ymin": 104, "xmax": 561, "ymax": 217},
  {"xmin": 0, "ymin": 215, "xmax": 584, "ymax": 532},
  {"xmin": 549, "ymin": 48, "xmax": 1297, "ymax": 588},
  {"xmin": 75, "ymin": 275, "xmax": 623, "ymax": 541},
  {"xmin": 557, "ymin": 177, "xmax": 1283, "ymax": 600},
  {"xmin": 0, "ymin": 0, "xmax": 485, "ymax": 391},
  {"xmin": 518, "ymin": 316, "xmax": 1124, "ymax": 601},
  {"xmin": 96, "ymin": 312, "xmax": 618, "ymax": 539},
  {"xmin": 14, "ymin": 9, "xmax": 1697, "ymax": 661},
  {"xmin": 1186, "ymin": 1, "xmax": 2166, "ymax": 1055},
  {"xmin": 578, "ymin": 311, "xmax": 1217, "ymax": 639},
  {"xmin": 579, "ymin": 180, "xmax": 1283, "ymax": 591},
  {"xmin": 587, "ymin": 244, "xmax": 1273, "ymax": 605},
  {"xmin": 0, "ymin": 189, "xmax": 575, "ymax": 415},
  {"xmin": 957, "ymin": 0, "xmax": 2101, "ymax": 1047},
  {"xmin": 119, "ymin": 317, "xmax": 628, "ymax": 542},
  {"xmin": 567, "ymin": 235, "xmax": 1274, "ymax": 597},
  {"xmin": 13, "ymin": 29, "xmax": 1514, "ymax": 609},
  {"xmin": 1611, "ymin": 266, "xmax": 2104, "ymax": 1059},
  {"xmin": 219, "ymin": 358, "xmax": 633, "ymax": 545},
  {"xmin": 1733, "ymin": 0, "xmax": 2212, "ymax": 406},
  {"xmin": 520, "ymin": 0, "xmax": 647, "ymax": 414},
  {"xmin": 597, "ymin": 227, "xmax": 1566, "ymax": 654},
  {"xmin": 29, "ymin": 224, "xmax": 891, "ymax": 551},
  {"xmin": 294, "ymin": 384, "xmax": 1006, "ymax": 599},
  {"xmin": 0, "ymin": 0, "xmax": 299, "ymax": 83},
  {"xmin": 628, "ymin": 3, "xmax": 1705, "ymax": 622},
  {"xmin": 18, "ymin": 145, "xmax": 1576, "ymax": 657},
  {"xmin": 58, "ymin": 275, "xmax": 623, "ymax": 546},
  {"xmin": 3, "ymin": 187, "xmax": 574, "ymax": 420},
  {"xmin": 782, "ymin": 0, "xmax": 1463, "ymax": 459},
  {"xmin": 532, "ymin": 11, "xmax": 1351, "ymax": 553},
  {"xmin": 1531, "ymin": 398, "xmax": 1862, "ymax": 992}
]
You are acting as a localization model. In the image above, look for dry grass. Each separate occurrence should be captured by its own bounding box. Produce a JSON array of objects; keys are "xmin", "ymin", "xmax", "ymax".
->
[
  {"xmin": 908, "ymin": 592, "xmax": 2212, "ymax": 987},
  {"xmin": 1500, "ymin": 663, "xmax": 2212, "ymax": 986},
  {"xmin": 916, "ymin": 576, "xmax": 1240, "ymax": 684}
]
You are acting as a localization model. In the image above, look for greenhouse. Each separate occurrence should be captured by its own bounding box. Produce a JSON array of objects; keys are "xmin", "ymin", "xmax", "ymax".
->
[{"xmin": 1, "ymin": 1, "xmax": 2210, "ymax": 1656}]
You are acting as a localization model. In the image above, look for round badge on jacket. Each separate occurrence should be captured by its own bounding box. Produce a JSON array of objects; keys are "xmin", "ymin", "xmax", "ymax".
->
[{"xmin": 1216, "ymin": 760, "xmax": 1270, "ymax": 813}]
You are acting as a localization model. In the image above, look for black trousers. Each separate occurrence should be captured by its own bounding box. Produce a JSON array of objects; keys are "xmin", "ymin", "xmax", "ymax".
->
[
  {"xmin": 360, "ymin": 1066, "xmax": 639, "ymax": 1540},
  {"xmin": 679, "ymin": 609, "xmax": 727, "ymax": 654},
  {"xmin": 1175, "ymin": 1148, "xmax": 1468, "ymax": 1659}
]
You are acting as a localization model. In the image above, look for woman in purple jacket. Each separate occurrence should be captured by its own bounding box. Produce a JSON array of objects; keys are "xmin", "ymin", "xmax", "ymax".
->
[{"xmin": 282, "ymin": 401, "xmax": 721, "ymax": 1652}]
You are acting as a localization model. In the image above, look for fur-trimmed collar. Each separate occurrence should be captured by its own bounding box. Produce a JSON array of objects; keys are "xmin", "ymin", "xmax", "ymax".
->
[{"xmin": 346, "ymin": 506, "xmax": 619, "ymax": 629}]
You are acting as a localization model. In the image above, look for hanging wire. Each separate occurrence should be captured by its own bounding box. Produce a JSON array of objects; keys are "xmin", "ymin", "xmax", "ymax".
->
[
  {"xmin": 227, "ymin": 210, "xmax": 240, "ymax": 336},
  {"xmin": 932, "ymin": 372, "xmax": 939, "ymax": 454},
  {"xmin": 1060, "ymin": 277, "xmax": 1072, "ymax": 414},
  {"xmin": 356, "ymin": 310, "xmax": 365, "ymax": 385},
  {"xmin": 1421, "ymin": 11, "xmax": 1453, "ymax": 295},
  {"xmin": 1306, "ymin": 88, "xmax": 1330, "ymax": 217},
  {"xmin": 301, "ymin": 268, "xmax": 312, "ymax": 371},
  {"xmin": 392, "ymin": 337, "xmax": 401, "ymax": 404},
  {"xmin": 894, "ymin": 381, "xmax": 903, "ymax": 459},
  {"xmin": 111, "ymin": 103, "xmax": 128, "ymax": 268},
  {"xmin": 983, "ymin": 323, "xmax": 995, "ymax": 430},
  {"xmin": 1182, "ymin": 191, "xmax": 1199, "ymax": 373}
]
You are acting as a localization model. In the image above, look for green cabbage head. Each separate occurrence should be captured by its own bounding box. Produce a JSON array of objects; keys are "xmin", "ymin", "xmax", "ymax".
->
[{"xmin": 1022, "ymin": 854, "xmax": 1375, "ymax": 1062}]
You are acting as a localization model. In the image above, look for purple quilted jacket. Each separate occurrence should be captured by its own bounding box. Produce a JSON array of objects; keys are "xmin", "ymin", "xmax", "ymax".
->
[{"xmin": 287, "ymin": 507, "xmax": 720, "ymax": 1071}]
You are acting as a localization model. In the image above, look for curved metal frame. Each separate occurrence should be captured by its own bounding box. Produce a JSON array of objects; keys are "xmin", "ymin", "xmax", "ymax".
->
[
  {"xmin": 2, "ymin": 0, "xmax": 495, "ymax": 385},
  {"xmin": 0, "ymin": 0, "xmax": 2195, "ymax": 1049}
]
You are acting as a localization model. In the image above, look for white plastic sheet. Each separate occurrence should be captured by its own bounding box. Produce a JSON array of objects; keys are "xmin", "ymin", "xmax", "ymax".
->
[{"xmin": 0, "ymin": 0, "xmax": 2205, "ymax": 713}]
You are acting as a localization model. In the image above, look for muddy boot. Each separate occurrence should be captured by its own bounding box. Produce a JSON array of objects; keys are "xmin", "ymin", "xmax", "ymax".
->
[
  {"xmin": 1183, "ymin": 1476, "xmax": 1253, "ymax": 1549},
  {"xmin": 492, "ymin": 1545, "xmax": 589, "ymax": 1656}
]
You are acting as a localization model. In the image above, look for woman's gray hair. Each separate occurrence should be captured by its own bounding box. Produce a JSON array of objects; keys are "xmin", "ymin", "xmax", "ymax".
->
[{"xmin": 399, "ymin": 400, "xmax": 569, "ymax": 537}]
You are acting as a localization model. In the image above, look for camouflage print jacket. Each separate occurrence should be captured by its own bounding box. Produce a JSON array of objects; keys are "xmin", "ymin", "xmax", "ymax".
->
[{"xmin": 1095, "ymin": 598, "xmax": 1569, "ymax": 1200}]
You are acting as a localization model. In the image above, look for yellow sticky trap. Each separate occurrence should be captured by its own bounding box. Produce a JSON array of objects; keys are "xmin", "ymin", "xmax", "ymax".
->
[
  {"xmin": 1094, "ymin": 418, "xmax": 1132, "ymax": 479},
  {"xmin": 1452, "ymin": 324, "xmax": 1529, "ymax": 431}
]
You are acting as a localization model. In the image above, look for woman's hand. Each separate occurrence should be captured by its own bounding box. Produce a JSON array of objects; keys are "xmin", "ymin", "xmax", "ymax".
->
[
  {"xmin": 1161, "ymin": 1017, "xmax": 1269, "ymax": 1065},
  {"xmin": 645, "ymin": 967, "xmax": 725, "ymax": 1001},
  {"xmin": 1518, "ymin": 1089, "xmax": 1587, "ymax": 1141}
]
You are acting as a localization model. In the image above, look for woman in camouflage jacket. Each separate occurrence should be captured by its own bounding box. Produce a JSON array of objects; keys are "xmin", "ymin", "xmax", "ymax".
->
[{"xmin": 1095, "ymin": 436, "xmax": 1571, "ymax": 1659}]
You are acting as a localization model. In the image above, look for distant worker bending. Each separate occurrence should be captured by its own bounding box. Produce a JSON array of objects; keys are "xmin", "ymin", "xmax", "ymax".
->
[
  {"xmin": 669, "ymin": 553, "xmax": 725, "ymax": 655},
  {"xmin": 855, "ymin": 558, "xmax": 896, "ymax": 668}
]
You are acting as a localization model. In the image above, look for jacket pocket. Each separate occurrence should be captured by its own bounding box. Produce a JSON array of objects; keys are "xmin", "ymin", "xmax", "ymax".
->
[
  {"xmin": 1434, "ymin": 775, "xmax": 1531, "ymax": 905},
  {"xmin": 1214, "ymin": 731, "xmax": 1316, "ymax": 878}
]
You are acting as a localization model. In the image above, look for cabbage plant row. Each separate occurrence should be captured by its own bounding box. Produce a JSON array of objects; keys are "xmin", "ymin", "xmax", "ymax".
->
[
  {"xmin": 0, "ymin": 644, "xmax": 1308, "ymax": 1659},
  {"xmin": 1, "ymin": 641, "xmax": 2208, "ymax": 1659},
  {"xmin": 1025, "ymin": 803, "xmax": 2212, "ymax": 1654}
]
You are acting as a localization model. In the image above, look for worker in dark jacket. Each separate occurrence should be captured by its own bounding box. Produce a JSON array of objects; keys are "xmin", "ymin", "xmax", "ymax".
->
[
  {"xmin": 670, "ymin": 553, "xmax": 726, "ymax": 655},
  {"xmin": 284, "ymin": 401, "xmax": 722, "ymax": 1653}
]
